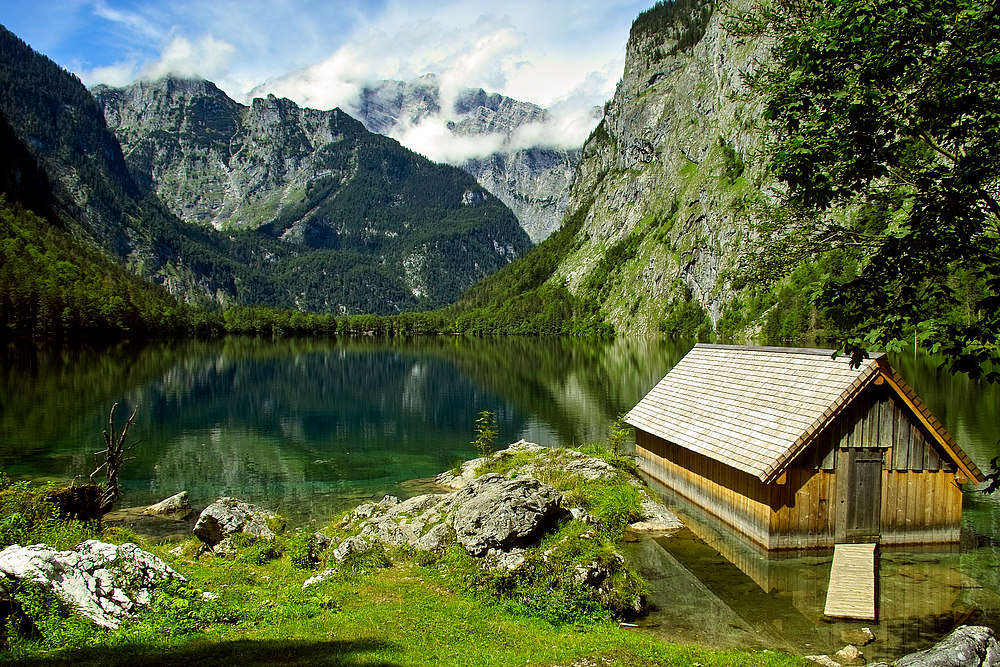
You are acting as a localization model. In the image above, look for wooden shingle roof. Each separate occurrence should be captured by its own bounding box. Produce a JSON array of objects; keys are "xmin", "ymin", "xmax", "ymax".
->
[{"xmin": 626, "ymin": 344, "xmax": 984, "ymax": 484}]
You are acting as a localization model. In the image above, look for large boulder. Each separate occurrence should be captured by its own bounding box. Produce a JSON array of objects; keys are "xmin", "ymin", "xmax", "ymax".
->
[
  {"xmin": 891, "ymin": 625, "xmax": 1000, "ymax": 667},
  {"xmin": 0, "ymin": 541, "xmax": 184, "ymax": 629},
  {"xmin": 193, "ymin": 497, "xmax": 277, "ymax": 547},
  {"xmin": 448, "ymin": 473, "xmax": 565, "ymax": 556}
]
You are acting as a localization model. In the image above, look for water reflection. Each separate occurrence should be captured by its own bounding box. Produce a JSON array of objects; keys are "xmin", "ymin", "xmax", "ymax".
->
[
  {"xmin": 0, "ymin": 336, "xmax": 689, "ymax": 520},
  {"xmin": 2, "ymin": 337, "xmax": 998, "ymax": 659}
]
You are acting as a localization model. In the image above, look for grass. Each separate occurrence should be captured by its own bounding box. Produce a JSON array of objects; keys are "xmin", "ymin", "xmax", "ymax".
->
[
  {"xmin": 0, "ymin": 471, "xmax": 810, "ymax": 667},
  {"xmin": 2, "ymin": 547, "xmax": 809, "ymax": 666}
]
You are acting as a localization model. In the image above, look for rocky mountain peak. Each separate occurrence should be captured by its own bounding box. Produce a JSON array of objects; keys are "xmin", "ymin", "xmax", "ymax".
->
[{"xmin": 355, "ymin": 78, "xmax": 579, "ymax": 243}]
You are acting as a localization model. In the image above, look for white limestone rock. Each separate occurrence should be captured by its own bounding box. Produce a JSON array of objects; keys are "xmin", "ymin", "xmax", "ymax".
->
[{"xmin": 0, "ymin": 541, "xmax": 184, "ymax": 629}]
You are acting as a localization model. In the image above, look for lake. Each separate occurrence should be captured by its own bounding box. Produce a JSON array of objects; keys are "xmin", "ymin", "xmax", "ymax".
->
[{"xmin": 2, "ymin": 336, "xmax": 999, "ymax": 659}]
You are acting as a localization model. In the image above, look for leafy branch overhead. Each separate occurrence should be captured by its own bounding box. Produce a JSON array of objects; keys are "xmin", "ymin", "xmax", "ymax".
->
[
  {"xmin": 729, "ymin": 0, "xmax": 1000, "ymax": 380},
  {"xmin": 90, "ymin": 403, "xmax": 140, "ymax": 514}
]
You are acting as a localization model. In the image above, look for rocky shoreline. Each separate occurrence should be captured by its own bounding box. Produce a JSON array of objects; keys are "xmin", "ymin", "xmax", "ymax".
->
[{"xmin": 1, "ymin": 441, "xmax": 998, "ymax": 666}]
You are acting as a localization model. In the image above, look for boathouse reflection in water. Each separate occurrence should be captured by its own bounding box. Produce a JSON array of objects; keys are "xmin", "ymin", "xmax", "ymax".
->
[{"xmin": 631, "ymin": 475, "xmax": 990, "ymax": 662}]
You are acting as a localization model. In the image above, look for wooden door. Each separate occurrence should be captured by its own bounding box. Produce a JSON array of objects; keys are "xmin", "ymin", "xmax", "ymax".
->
[{"xmin": 844, "ymin": 448, "xmax": 883, "ymax": 541}]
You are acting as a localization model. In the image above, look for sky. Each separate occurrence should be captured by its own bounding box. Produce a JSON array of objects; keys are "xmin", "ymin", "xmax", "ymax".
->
[{"xmin": 0, "ymin": 0, "xmax": 654, "ymax": 161}]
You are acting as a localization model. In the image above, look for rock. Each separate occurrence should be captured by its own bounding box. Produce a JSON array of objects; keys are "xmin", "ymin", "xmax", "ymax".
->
[
  {"xmin": 331, "ymin": 536, "xmax": 373, "ymax": 563},
  {"xmin": 413, "ymin": 522, "xmax": 452, "ymax": 552},
  {"xmin": 805, "ymin": 656, "xmax": 843, "ymax": 667},
  {"xmin": 841, "ymin": 627, "xmax": 876, "ymax": 647},
  {"xmin": 193, "ymin": 497, "xmax": 277, "ymax": 547},
  {"xmin": 834, "ymin": 645, "xmax": 865, "ymax": 665},
  {"xmin": 449, "ymin": 473, "xmax": 565, "ymax": 557},
  {"xmin": 0, "ymin": 541, "xmax": 184, "ymax": 629},
  {"xmin": 895, "ymin": 625, "xmax": 1000, "ymax": 667},
  {"xmin": 434, "ymin": 458, "xmax": 486, "ymax": 490},
  {"xmin": 628, "ymin": 492, "xmax": 684, "ymax": 534},
  {"xmin": 302, "ymin": 568, "xmax": 338, "ymax": 589},
  {"xmin": 141, "ymin": 491, "xmax": 192, "ymax": 518},
  {"xmin": 487, "ymin": 548, "xmax": 527, "ymax": 571},
  {"xmin": 569, "ymin": 507, "xmax": 599, "ymax": 525},
  {"xmin": 563, "ymin": 456, "xmax": 618, "ymax": 481}
]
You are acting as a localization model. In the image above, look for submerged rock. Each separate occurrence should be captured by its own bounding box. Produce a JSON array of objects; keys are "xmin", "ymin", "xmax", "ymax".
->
[
  {"xmin": 141, "ymin": 491, "xmax": 192, "ymax": 519},
  {"xmin": 0, "ymin": 541, "xmax": 184, "ymax": 629},
  {"xmin": 193, "ymin": 497, "xmax": 277, "ymax": 547}
]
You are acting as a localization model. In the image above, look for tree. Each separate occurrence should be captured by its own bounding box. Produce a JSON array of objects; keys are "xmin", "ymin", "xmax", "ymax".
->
[{"xmin": 729, "ymin": 0, "xmax": 1000, "ymax": 381}]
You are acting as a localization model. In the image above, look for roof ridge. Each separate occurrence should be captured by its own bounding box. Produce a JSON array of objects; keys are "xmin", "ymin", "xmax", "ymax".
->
[{"xmin": 693, "ymin": 343, "xmax": 886, "ymax": 362}]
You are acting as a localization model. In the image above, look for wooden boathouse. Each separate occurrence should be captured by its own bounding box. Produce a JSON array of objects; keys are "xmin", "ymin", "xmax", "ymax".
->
[{"xmin": 626, "ymin": 344, "xmax": 985, "ymax": 551}]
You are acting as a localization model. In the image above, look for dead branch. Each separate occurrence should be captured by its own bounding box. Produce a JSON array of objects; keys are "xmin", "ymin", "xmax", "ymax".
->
[{"xmin": 90, "ymin": 402, "xmax": 140, "ymax": 514}]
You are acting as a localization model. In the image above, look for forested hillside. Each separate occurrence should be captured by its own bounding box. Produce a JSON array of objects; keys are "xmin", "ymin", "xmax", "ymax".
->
[{"xmin": 0, "ymin": 25, "xmax": 530, "ymax": 332}]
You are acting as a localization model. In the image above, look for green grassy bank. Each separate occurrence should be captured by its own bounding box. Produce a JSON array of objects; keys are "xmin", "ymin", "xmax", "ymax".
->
[{"xmin": 0, "ymin": 463, "xmax": 809, "ymax": 667}]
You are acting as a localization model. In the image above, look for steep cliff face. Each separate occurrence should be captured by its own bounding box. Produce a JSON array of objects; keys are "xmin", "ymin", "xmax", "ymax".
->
[
  {"xmin": 356, "ymin": 78, "xmax": 580, "ymax": 243},
  {"xmin": 554, "ymin": 0, "xmax": 769, "ymax": 335}
]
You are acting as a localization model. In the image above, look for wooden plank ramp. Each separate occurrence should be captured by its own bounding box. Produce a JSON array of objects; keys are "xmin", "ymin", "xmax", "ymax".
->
[{"xmin": 824, "ymin": 543, "xmax": 878, "ymax": 620}]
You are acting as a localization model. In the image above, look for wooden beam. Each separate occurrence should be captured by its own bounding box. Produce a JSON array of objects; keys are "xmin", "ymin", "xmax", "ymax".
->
[{"xmin": 877, "ymin": 369, "xmax": 983, "ymax": 483}]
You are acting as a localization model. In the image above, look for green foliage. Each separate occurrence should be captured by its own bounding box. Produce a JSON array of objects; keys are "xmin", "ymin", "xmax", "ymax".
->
[
  {"xmin": 730, "ymin": 0, "xmax": 1000, "ymax": 381},
  {"xmin": 658, "ymin": 286, "xmax": 712, "ymax": 339},
  {"xmin": 471, "ymin": 410, "xmax": 499, "ymax": 458},
  {"xmin": 581, "ymin": 232, "xmax": 643, "ymax": 302},
  {"xmin": 632, "ymin": 0, "xmax": 716, "ymax": 59},
  {"xmin": 443, "ymin": 197, "xmax": 611, "ymax": 336},
  {"xmin": 286, "ymin": 531, "xmax": 319, "ymax": 570},
  {"xmin": 0, "ymin": 479, "xmax": 96, "ymax": 550},
  {"xmin": 608, "ymin": 414, "xmax": 630, "ymax": 456},
  {"xmin": 2, "ymin": 580, "xmax": 101, "ymax": 654},
  {"xmin": 227, "ymin": 533, "xmax": 284, "ymax": 566}
]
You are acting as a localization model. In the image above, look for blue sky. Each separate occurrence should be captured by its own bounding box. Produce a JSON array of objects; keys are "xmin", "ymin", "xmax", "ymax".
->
[{"xmin": 1, "ymin": 1, "xmax": 654, "ymax": 158}]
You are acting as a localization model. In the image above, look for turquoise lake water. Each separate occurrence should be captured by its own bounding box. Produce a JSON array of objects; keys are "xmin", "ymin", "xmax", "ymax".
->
[{"xmin": 2, "ymin": 336, "xmax": 998, "ymax": 659}]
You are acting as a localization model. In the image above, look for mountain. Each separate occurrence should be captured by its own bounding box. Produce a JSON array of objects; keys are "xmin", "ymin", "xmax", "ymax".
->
[
  {"xmin": 0, "ymin": 23, "xmax": 531, "ymax": 320},
  {"xmin": 355, "ymin": 77, "xmax": 581, "ymax": 243},
  {"xmin": 92, "ymin": 76, "xmax": 530, "ymax": 313},
  {"xmin": 447, "ymin": 0, "xmax": 778, "ymax": 337}
]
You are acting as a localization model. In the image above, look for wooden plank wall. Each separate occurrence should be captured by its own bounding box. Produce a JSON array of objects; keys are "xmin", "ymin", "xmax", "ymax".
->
[
  {"xmin": 636, "ymin": 430, "xmax": 774, "ymax": 548},
  {"xmin": 637, "ymin": 382, "xmax": 966, "ymax": 550}
]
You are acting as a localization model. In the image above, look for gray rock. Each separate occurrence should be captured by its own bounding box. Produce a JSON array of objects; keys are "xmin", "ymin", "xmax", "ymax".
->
[
  {"xmin": 331, "ymin": 536, "xmax": 373, "ymax": 563},
  {"xmin": 141, "ymin": 491, "xmax": 192, "ymax": 518},
  {"xmin": 628, "ymin": 493, "xmax": 684, "ymax": 534},
  {"xmin": 193, "ymin": 497, "xmax": 277, "ymax": 547},
  {"xmin": 895, "ymin": 625, "xmax": 1000, "ymax": 667},
  {"xmin": 834, "ymin": 644, "xmax": 864, "ymax": 665},
  {"xmin": 563, "ymin": 456, "xmax": 618, "ymax": 481},
  {"xmin": 569, "ymin": 507, "xmax": 599, "ymax": 525},
  {"xmin": 449, "ymin": 473, "xmax": 565, "ymax": 557},
  {"xmin": 301, "ymin": 568, "xmax": 338, "ymax": 590},
  {"xmin": 804, "ymin": 656, "xmax": 842, "ymax": 667},
  {"xmin": 0, "ymin": 541, "xmax": 184, "ymax": 629},
  {"xmin": 412, "ymin": 522, "xmax": 453, "ymax": 552},
  {"xmin": 841, "ymin": 627, "xmax": 876, "ymax": 647}
]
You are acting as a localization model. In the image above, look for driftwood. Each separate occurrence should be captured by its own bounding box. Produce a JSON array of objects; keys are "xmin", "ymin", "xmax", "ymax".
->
[{"xmin": 90, "ymin": 403, "xmax": 140, "ymax": 514}]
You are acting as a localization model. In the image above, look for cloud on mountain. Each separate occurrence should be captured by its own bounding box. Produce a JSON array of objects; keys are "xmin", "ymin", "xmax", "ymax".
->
[{"xmin": 12, "ymin": 0, "xmax": 645, "ymax": 156}]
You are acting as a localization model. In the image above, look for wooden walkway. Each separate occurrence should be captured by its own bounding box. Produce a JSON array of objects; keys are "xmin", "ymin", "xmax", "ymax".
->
[{"xmin": 824, "ymin": 543, "xmax": 878, "ymax": 620}]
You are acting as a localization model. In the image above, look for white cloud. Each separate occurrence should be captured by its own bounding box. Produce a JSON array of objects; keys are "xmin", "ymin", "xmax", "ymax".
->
[
  {"xmin": 391, "ymin": 118, "xmax": 508, "ymax": 163},
  {"xmin": 142, "ymin": 34, "xmax": 236, "ymax": 82}
]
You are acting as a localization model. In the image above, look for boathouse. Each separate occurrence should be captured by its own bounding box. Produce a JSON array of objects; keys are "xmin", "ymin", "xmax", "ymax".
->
[{"xmin": 626, "ymin": 344, "xmax": 985, "ymax": 550}]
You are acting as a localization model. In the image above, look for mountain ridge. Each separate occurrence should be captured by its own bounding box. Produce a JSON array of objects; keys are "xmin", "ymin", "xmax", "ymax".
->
[{"xmin": 0, "ymin": 24, "xmax": 532, "ymax": 320}]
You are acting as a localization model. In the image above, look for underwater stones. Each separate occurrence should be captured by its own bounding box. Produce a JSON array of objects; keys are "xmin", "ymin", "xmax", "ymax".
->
[
  {"xmin": 0, "ymin": 541, "xmax": 184, "ymax": 629},
  {"xmin": 833, "ymin": 645, "xmax": 865, "ymax": 666},
  {"xmin": 449, "ymin": 473, "xmax": 565, "ymax": 557},
  {"xmin": 841, "ymin": 627, "xmax": 876, "ymax": 647},
  {"xmin": 193, "ymin": 497, "xmax": 277, "ymax": 547}
]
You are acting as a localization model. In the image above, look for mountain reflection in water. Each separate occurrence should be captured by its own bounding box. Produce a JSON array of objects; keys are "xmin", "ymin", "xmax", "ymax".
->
[{"xmin": 1, "ymin": 336, "xmax": 997, "ymax": 659}]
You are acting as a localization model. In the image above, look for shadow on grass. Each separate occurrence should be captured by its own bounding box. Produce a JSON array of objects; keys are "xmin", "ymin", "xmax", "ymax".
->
[{"xmin": 4, "ymin": 637, "xmax": 403, "ymax": 666}]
